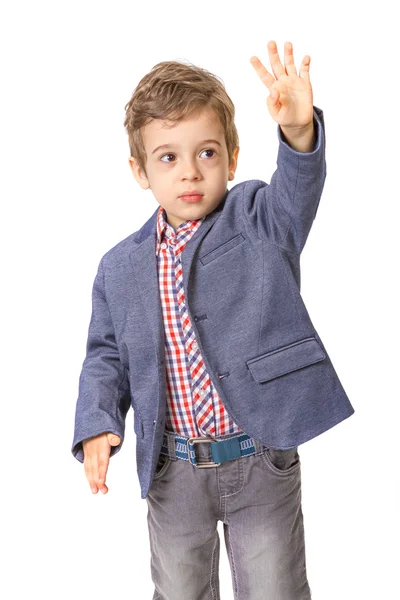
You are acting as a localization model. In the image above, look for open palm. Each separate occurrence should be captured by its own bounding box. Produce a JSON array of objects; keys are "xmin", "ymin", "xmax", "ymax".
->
[{"xmin": 250, "ymin": 40, "xmax": 313, "ymax": 129}]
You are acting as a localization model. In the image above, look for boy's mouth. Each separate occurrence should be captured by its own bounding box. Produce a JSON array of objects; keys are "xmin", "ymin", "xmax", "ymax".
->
[{"xmin": 179, "ymin": 192, "xmax": 204, "ymax": 203}]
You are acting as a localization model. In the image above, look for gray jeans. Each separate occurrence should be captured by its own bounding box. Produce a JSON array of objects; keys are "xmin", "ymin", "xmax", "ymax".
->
[{"xmin": 146, "ymin": 431, "xmax": 312, "ymax": 600}]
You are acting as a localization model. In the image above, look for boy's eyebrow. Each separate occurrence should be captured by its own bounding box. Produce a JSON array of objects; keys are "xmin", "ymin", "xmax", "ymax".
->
[{"xmin": 152, "ymin": 139, "xmax": 222, "ymax": 155}]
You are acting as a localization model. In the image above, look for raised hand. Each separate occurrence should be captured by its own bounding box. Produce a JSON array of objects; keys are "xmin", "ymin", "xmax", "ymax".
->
[{"xmin": 250, "ymin": 40, "xmax": 313, "ymax": 131}]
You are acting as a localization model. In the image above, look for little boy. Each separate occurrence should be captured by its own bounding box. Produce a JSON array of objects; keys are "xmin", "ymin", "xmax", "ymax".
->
[{"xmin": 71, "ymin": 40, "xmax": 354, "ymax": 599}]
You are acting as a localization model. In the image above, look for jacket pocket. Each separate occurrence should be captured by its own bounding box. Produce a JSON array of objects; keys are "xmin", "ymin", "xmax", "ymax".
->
[
  {"xmin": 199, "ymin": 233, "xmax": 246, "ymax": 265},
  {"xmin": 246, "ymin": 336, "xmax": 326, "ymax": 383}
]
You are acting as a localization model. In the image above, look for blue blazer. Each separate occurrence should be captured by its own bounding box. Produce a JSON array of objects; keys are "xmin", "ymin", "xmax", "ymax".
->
[{"xmin": 71, "ymin": 106, "xmax": 355, "ymax": 499}]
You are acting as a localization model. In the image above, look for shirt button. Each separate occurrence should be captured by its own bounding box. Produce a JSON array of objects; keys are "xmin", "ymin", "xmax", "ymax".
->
[
  {"xmin": 192, "ymin": 341, "xmax": 198, "ymax": 350},
  {"xmin": 160, "ymin": 243, "xmax": 167, "ymax": 250},
  {"xmin": 199, "ymin": 389, "xmax": 206, "ymax": 397}
]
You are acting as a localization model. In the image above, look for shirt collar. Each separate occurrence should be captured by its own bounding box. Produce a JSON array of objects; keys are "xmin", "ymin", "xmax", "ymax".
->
[{"xmin": 156, "ymin": 205, "xmax": 205, "ymax": 254}]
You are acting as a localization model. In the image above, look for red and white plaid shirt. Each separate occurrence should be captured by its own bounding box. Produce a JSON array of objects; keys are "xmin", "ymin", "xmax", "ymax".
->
[{"xmin": 156, "ymin": 205, "xmax": 243, "ymax": 439}]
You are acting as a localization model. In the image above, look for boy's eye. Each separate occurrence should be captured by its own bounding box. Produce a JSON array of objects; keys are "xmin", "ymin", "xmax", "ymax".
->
[
  {"xmin": 201, "ymin": 148, "xmax": 216, "ymax": 159},
  {"xmin": 159, "ymin": 148, "xmax": 216, "ymax": 163},
  {"xmin": 160, "ymin": 153, "xmax": 176, "ymax": 163}
]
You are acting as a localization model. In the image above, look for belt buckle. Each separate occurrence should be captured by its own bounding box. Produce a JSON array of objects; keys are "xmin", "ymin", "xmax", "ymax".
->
[{"xmin": 187, "ymin": 436, "xmax": 221, "ymax": 468}]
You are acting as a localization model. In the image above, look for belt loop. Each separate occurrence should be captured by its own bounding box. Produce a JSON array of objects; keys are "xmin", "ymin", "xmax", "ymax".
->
[{"xmin": 167, "ymin": 431, "xmax": 178, "ymax": 461}]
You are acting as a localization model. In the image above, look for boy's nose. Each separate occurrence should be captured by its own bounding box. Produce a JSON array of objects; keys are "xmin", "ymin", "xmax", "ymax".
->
[{"xmin": 180, "ymin": 161, "xmax": 201, "ymax": 179}]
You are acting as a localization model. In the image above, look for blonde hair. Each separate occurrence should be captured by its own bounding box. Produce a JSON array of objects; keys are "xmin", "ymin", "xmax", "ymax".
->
[{"xmin": 123, "ymin": 60, "xmax": 239, "ymax": 177}]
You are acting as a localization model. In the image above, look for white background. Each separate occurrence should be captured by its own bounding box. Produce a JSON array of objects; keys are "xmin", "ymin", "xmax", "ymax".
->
[{"xmin": 1, "ymin": 1, "xmax": 399, "ymax": 598}]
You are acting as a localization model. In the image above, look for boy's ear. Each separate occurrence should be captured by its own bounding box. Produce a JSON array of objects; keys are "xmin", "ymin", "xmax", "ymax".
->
[
  {"xmin": 228, "ymin": 146, "xmax": 240, "ymax": 181},
  {"xmin": 128, "ymin": 157, "xmax": 150, "ymax": 190}
]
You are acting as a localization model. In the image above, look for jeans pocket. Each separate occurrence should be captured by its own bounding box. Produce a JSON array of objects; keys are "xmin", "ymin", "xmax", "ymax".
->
[
  {"xmin": 153, "ymin": 452, "xmax": 172, "ymax": 480},
  {"xmin": 261, "ymin": 446, "xmax": 301, "ymax": 476}
]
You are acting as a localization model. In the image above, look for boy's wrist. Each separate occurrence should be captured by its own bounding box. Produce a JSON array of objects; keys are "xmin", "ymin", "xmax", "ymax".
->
[{"xmin": 279, "ymin": 121, "xmax": 316, "ymax": 153}]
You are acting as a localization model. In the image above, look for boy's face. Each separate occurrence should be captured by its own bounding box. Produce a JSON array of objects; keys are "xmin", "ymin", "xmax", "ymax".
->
[{"xmin": 128, "ymin": 107, "xmax": 239, "ymax": 231}]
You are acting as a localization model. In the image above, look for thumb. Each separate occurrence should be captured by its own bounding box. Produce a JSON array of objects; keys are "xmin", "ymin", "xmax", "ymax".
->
[
  {"xmin": 107, "ymin": 433, "xmax": 121, "ymax": 446},
  {"xmin": 267, "ymin": 87, "xmax": 280, "ymax": 117}
]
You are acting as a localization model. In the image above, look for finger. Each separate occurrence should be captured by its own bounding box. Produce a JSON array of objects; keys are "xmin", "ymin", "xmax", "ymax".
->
[
  {"xmin": 299, "ymin": 55, "xmax": 311, "ymax": 81},
  {"xmin": 283, "ymin": 41, "xmax": 297, "ymax": 77},
  {"xmin": 266, "ymin": 88, "xmax": 281, "ymax": 119},
  {"xmin": 267, "ymin": 40, "xmax": 286, "ymax": 79},
  {"xmin": 83, "ymin": 439, "xmax": 100, "ymax": 493},
  {"xmin": 97, "ymin": 453, "xmax": 110, "ymax": 494},
  {"xmin": 84, "ymin": 458, "xmax": 99, "ymax": 494},
  {"xmin": 85, "ymin": 456, "xmax": 109, "ymax": 494},
  {"xmin": 83, "ymin": 440, "xmax": 110, "ymax": 494},
  {"xmin": 249, "ymin": 56, "xmax": 274, "ymax": 91},
  {"xmin": 107, "ymin": 433, "xmax": 121, "ymax": 446}
]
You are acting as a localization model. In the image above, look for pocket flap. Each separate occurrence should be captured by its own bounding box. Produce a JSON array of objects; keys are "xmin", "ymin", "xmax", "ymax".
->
[
  {"xmin": 133, "ymin": 411, "xmax": 144, "ymax": 438},
  {"xmin": 246, "ymin": 336, "xmax": 326, "ymax": 383},
  {"xmin": 199, "ymin": 233, "xmax": 246, "ymax": 265}
]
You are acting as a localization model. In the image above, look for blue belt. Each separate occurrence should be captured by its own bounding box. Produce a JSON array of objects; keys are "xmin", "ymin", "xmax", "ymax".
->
[{"xmin": 160, "ymin": 431, "xmax": 259, "ymax": 468}]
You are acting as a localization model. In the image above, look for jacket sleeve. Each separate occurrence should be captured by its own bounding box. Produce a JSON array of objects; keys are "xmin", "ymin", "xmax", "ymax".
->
[
  {"xmin": 71, "ymin": 257, "xmax": 131, "ymax": 463},
  {"xmin": 244, "ymin": 105, "xmax": 326, "ymax": 254}
]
